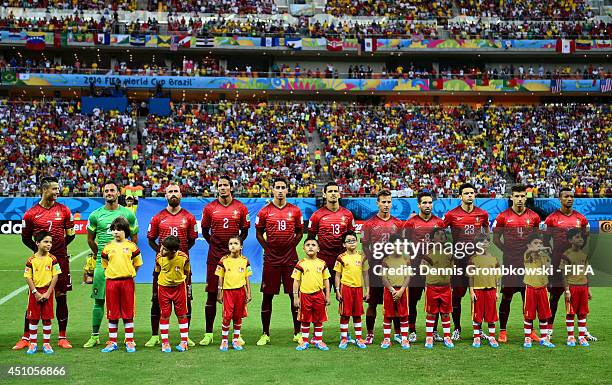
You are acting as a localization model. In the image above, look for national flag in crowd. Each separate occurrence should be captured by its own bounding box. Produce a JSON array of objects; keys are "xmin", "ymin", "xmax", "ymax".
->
[
  {"xmin": 555, "ymin": 39, "xmax": 575, "ymax": 54},
  {"xmin": 550, "ymin": 78, "xmax": 562, "ymax": 93},
  {"xmin": 129, "ymin": 35, "xmax": 145, "ymax": 46},
  {"xmin": 95, "ymin": 32, "xmax": 111, "ymax": 45},
  {"xmin": 196, "ymin": 36, "xmax": 214, "ymax": 48},
  {"xmin": 177, "ymin": 35, "xmax": 192, "ymax": 48},
  {"xmin": 600, "ymin": 78, "xmax": 612, "ymax": 93},
  {"xmin": 361, "ymin": 38, "xmax": 377, "ymax": 52},
  {"xmin": 260, "ymin": 37, "xmax": 279, "ymax": 47},
  {"xmin": 575, "ymin": 39, "xmax": 592, "ymax": 50},
  {"xmin": 326, "ymin": 37, "xmax": 343, "ymax": 51},
  {"xmin": 285, "ymin": 37, "xmax": 302, "ymax": 50},
  {"xmin": 25, "ymin": 32, "xmax": 46, "ymax": 50},
  {"xmin": 157, "ymin": 35, "xmax": 171, "ymax": 48}
]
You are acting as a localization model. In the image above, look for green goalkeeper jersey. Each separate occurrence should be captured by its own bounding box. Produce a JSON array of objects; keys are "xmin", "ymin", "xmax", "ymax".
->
[{"xmin": 87, "ymin": 205, "xmax": 138, "ymax": 265}]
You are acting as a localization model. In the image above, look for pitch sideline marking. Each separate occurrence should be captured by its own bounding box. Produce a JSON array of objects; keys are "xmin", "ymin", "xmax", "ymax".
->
[{"xmin": 0, "ymin": 249, "xmax": 90, "ymax": 305}]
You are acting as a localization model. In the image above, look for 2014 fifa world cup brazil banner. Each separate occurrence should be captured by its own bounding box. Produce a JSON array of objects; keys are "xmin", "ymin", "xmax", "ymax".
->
[
  {"xmin": 2, "ymin": 73, "xmax": 607, "ymax": 93},
  {"xmin": 0, "ymin": 197, "xmax": 610, "ymax": 283}
]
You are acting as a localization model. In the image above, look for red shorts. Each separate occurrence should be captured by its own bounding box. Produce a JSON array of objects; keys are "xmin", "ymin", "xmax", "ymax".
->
[
  {"xmin": 261, "ymin": 264, "xmax": 295, "ymax": 295},
  {"xmin": 339, "ymin": 285, "xmax": 364, "ymax": 317},
  {"xmin": 471, "ymin": 288, "xmax": 498, "ymax": 323},
  {"xmin": 55, "ymin": 257, "xmax": 72, "ymax": 293},
  {"xmin": 425, "ymin": 286, "xmax": 452, "ymax": 315},
  {"xmin": 524, "ymin": 286, "xmax": 552, "ymax": 321},
  {"xmin": 298, "ymin": 291, "xmax": 328, "ymax": 323},
  {"xmin": 366, "ymin": 286, "xmax": 384, "ymax": 305},
  {"xmin": 106, "ymin": 278, "xmax": 135, "ymax": 320},
  {"xmin": 153, "ymin": 273, "xmax": 193, "ymax": 302},
  {"xmin": 222, "ymin": 287, "xmax": 248, "ymax": 321},
  {"xmin": 158, "ymin": 282, "xmax": 188, "ymax": 318},
  {"xmin": 27, "ymin": 287, "xmax": 54, "ymax": 320},
  {"xmin": 565, "ymin": 285, "xmax": 589, "ymax": 316},
  {"xmin": 383, "ymin": 287, "xmax": 409, "ymax": 318},
  {"xmin": 206, "ymin": 262, "xmax": 219, "ymax": 293}
]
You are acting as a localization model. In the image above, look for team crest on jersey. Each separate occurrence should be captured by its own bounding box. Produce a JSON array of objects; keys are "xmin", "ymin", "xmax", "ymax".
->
[
  {"xmin": 316, "ymin": 266, "xmax": 323, "ymax": 273},
  {"xmin": 55, "ymin": 211, "xmax": 61, "ymax": 220},
  {"xmin": 123, "ymin": 248, "xmax": 130, "ymax": 253},
  {"xmin": 288, "ymin": 212, "xmax": 293, "ymax": 219},
  {"xmin": 45, "ymin": 265, "xmax": 51, "ymax": 271},
  {"xmin": 233, "ymin": 210, "xmax": 239, "ymax": 219},
  {"xmin": 476, "ymin": 217, "xmax": 481, "ymax": 223},
  {"xmin": 238, "ymin": 267, "xmax": 245, "ymax": 272},
  {"xmin": 340, "ymin": 216, "xmax": 346, "ymax": 225},
  {"xmin": 526, "ymin": 219, "xmax": 531, "ymax": 226},
  {"xmin": 576, "ymin": 219, "xmax": 581, "ymax": 227},
  {"xmin": 355, "ymin": 260, "xmax": 362, "ymax": 267},
  {"xmin": 175, "ymin": 266, "xmax": 181, "ymax": 272}
]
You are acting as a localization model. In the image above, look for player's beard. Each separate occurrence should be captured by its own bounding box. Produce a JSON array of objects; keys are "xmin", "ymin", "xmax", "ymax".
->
[{"xmin": 168, "ymin": 197, "xmax": 180, "ymax": 208}]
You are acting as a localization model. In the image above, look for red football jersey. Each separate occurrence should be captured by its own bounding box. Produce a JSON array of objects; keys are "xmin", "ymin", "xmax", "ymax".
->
[
  {"xmin": 543, "ymin": 210, "xmax": 589, "ymax": 263},
  {"xmin": 148, "ymin": 208, "xmax": 198, "ymax": 255},
  {"xmin": 307, "ymin": 206, "xmax": 355, "ymax": 259},
  {"xmin": 443, "ymin": 205, "xmax": 490, "ymax": 250},
  {"xmin": 22, "ymin": 202, "xmax": 74, "ymax": 258},
  {"xmin": 493, "ymin": 208, "xmax": 541, "ymax": 262},
  {"xmin": 404, "ymin": 214, "xmax": 445, "ymax": 265},
  {"xmin": 256, "ymin": 202, "xmax": 303, "ymax": 266},
  {"xmin": 360, "ymin": 214, "xmax": 404, "ymax": 259},
  {"xmin": 201, "ymin": 199, "xmax": 250, "ymax": 264}
]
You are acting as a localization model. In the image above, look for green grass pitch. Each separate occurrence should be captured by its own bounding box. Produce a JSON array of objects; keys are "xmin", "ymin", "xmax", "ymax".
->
[{"xmin": 1, "ymin": 235, "xmax": 611, "ymax": 385}]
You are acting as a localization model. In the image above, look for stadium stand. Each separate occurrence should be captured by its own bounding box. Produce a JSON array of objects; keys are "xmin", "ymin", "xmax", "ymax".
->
[
  {"xmin": 0, "ymin": 101, "xmax": 135, "ymax": 197},
  {"xmin": 487, "ymin": 104, "xmax": 611, "ymax": 198},
  {"xmin": 141, "ymin": 102, "xmax": 317, "ymax": 197}
]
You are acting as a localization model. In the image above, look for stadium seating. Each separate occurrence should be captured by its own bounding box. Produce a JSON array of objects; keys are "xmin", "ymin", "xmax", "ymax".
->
[
  {"xmin": 317, "ymin": 104, "xmax": 507, "ymax": 197},
  {"xmin": 487, "ymin": 104, "xmax": 611, "ymax": 198},
  {"xmin": 150, "ymin": 0, "xmax": 275, "ymax": 13},
  {"xmin": 0, "ymin": 101, "xmax": 135, "ymax": 196},
  {"xmin": 455, "ymin": 0, "xmax": 590, "ymax": 20},
  {"xmin": 141, "ymin": 102, "xmax": 317, "ymax": 197},
  {"xmin": 324, "ymin": 0, "xmax": 453, "ymax": 19},
  {"xmin": 447, "ymin": 20, "xmax": 612, "ymax": 39},
  {"xmin": 1, "ymin": 101, "xmax": 610, "ymax": 197},
  {"xmin": 0, "ymin": 14, "xmax": 115, "ymax": 33}
]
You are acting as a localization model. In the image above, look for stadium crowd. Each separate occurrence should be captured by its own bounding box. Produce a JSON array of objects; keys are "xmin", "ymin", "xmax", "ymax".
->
[
  {"xmin": 324, "ymin": 0, "xmax": 454, "ymax": 19},
  {"xmin": 487, "ymin": 104, "xmax": 611, "ymax": 198},
  {"xmin": 0, "ymin": 13, "xmax": 117, "ymax": 33},
  {"xmin": 1, "ymin": 2, "xmax": 608, "ymax": 39},
  {"xmin": 455, "ymin": 0, "xmax": 591, "ymax": 20},
  {"xmin": 447, "ymin": 19, "xmax": 612, "ymax": 40},
  {"xmin": 150, "ymin": 0, "xmax": 276, "ymax": 14},
  {"xmin": 4, "ymin": 54, "xmax": 609, "ymax": 82},
  {"xmin": 141, "ymin": 102, "xmax": 317, "ymax": 197},
  {"xmin": 317, "ymin": 104, "xmax": 507, "ymax": 197},
  {"xmin": 167, "ymin": 16, "xmax": 439, "ymax": 39},
  {"xmin": 1, "ymin": 101, "xmax": 610, "ymax": 198},
  {"xmin": 0, "ymin": 100, "xmax": 136, "ymax": 197}
]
